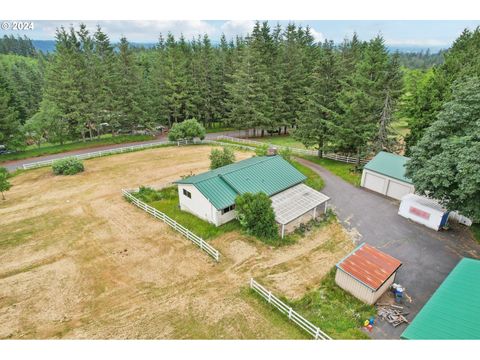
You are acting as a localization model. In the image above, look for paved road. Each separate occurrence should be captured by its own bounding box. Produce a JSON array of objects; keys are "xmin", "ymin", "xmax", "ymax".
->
[
  {"xmin": 296, "ymin": 157, "xmax": 480, "ymax": 339},
  {"xmin": 1, "ymin": 129, "xmax": 252, "ymax": 171}
]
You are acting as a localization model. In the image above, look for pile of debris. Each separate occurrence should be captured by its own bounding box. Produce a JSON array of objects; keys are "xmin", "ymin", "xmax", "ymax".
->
[{"xmin": 377, "ymin": 304, "xmax": 410, "ymax": 327}]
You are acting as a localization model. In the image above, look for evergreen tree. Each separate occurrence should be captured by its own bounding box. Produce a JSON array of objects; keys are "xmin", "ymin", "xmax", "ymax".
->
[
  {"xmin": 295, "ymin": 40, "xmax": 342, "ymax": 156},
  {"xmin": 0, "ymin": 72, "xmax": 23, "ymax": 149}
]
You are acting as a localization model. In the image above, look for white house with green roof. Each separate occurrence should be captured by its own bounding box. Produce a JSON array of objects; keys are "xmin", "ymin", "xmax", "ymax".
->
[
  {"xmin": 361, "ymin": 151, "xmax": 415, "ymax": 200},
  {"xmin": 175, "ymin": 155, "xmax": 330, "ymax": 237}
]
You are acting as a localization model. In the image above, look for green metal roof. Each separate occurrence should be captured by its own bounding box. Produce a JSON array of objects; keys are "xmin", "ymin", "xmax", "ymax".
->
[
  {"xmin": 175, "ymin": 156, "xmax": 307, "ymax": 210},
  {"xmin": 401, "ymin": 258, "xmax": 480, "ymax": 340},
  {"xmin": 364, "ymin": 151, "xmax": 413, "ymax": 184}
]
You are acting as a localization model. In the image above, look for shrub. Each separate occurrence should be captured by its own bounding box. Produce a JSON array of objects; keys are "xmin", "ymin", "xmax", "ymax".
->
[
  {"xmin": 0, "ymin": 167, "xmax": 12, "ymax": 200},
  {"xmin": 52, "ymin": 157, "xmax": 84, "ymax": 175},
  {"xmin": 210, "ymin": 147, "xmax": 235, "ymax": 169},
  {"xmin": 255, "ymin": 144, "xmax": 269, "ymax": 156},
  {"xmin": 279, "ymin": 147, "xmax": 293, "ymax": 162},
  {"xmin": 168, "ymin": 118, "xmax": 206, "ymax": 141},
  {"xmin": 235, "ymin": 192, "xmax": 279, "ymax": 242},
  {"xmin": 135, "ymin": 186, "xmax": 164, "ymax": 203}
]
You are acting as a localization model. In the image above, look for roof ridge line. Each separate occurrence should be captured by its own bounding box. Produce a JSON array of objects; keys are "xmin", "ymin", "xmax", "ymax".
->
[{"xmin": 219, "ymin": 155, "xmax": 276, "ymax": 177}]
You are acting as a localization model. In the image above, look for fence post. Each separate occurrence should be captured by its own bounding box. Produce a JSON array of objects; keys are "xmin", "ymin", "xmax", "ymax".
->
[
  {"xmin": 288, "ymin": 307, "xmax": 293, "ymax": 319},
  {"xmin": 315, "ymin": 328, "xmax": 320, "ymax": 340},
  {"xmin": 268, "ymin": 291, "xmax": 272, "ymax": 303}
]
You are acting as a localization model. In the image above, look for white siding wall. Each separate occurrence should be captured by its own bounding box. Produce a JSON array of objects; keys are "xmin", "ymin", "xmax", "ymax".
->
[
  {"xmin": 177, "ymin": 184, "xmax": 217, "ymax": 225},
  {"xmin": 214, "ymin": 208, "xmax": 237, "ymax": 226},
  {"xmin": 335, "ymin": 268, "xmax": 397, "ymax": 305},
  {"xmin": 361, "ymin": 169, "xmax": 415, "ymax": 200}
]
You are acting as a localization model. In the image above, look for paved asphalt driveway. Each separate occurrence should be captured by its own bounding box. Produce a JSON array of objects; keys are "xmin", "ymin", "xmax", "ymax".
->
[
  {"xmin": 296, "ymin": 157, "xmax": 480, "ymax": 339},
  {"xmin": 1, "ymin": 129, "xmax": 252, "ymax": 171}
]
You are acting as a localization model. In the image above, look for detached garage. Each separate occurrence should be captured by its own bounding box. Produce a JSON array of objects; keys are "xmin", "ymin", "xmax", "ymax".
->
[
  {"xmin": 361, "ymin": 151, "xmax": 415, "ymax": 200},
  {"xmin": 335, "ymin": 243, "xmax": 402, "ymax": 305}
]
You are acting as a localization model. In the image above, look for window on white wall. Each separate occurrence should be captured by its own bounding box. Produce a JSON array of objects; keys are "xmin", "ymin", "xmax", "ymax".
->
[
  {"xmin": 221, "ymin": 204, "xmax": 235, "ymax": 215},
  {"xmin": 183, "ymin": 189, "xmax": 192, "ymax": 199}
]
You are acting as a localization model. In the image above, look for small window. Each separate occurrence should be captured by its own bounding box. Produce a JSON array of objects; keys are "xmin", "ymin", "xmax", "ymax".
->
[
  {"xmin": 221, "ymin": 204, "xmax": 235, "ymax": 215},
  {"xmin": 183, "ymin": 189, "xmax": 192, "ymax": 199}
]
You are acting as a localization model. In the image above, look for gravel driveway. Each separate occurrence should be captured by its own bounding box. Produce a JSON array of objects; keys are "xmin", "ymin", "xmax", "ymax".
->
[{"xmin": 296, "ymin": 157, "xmax": 480, "ymax": 339}]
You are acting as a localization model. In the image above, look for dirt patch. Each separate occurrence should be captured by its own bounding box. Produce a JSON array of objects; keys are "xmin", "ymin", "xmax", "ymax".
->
[{"xmin": 0, "ymin": 145, "xmax": 353, "ymax": 339}]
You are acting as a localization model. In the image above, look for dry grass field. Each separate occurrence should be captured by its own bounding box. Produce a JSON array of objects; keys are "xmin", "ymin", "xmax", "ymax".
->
[{"xmin": 0, "ymin": 145, "xmax": 354, "ymax": 339}]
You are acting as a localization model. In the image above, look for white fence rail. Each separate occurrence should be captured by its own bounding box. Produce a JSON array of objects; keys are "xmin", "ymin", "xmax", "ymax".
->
[
  {"xmin": 250, "ymin": 278, "xmax": 331, "ymax": 340},
  {"xmin": 215, "ymin": 135, "xmax": 369, "ymax": 165},
  {"xmin": 122, "ymin": 189, "xmax": 220, "ymax": 262},
  {"xmin": 21, "ymin": 139, "xmax": 199, "ymax": 170}
]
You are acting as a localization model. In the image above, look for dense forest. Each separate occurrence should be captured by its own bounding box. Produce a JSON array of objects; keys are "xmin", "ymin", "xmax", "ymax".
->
[{"xmin": 0, "ymin": 25, "xmax": 479, "ymax": 160}]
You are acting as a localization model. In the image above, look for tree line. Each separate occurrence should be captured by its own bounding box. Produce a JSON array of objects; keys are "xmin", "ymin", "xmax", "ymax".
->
[{"xmin": 0, "ymin": 22, "xmax": 406, "ymax": 161}]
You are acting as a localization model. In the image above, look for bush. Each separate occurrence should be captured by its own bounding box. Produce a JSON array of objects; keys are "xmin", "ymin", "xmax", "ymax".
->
[
  {"xmin": 255, "ymin": 144, "xmax": 269, "ymax": 156},
  {"xmin": 0, "ymin": 167, "xmax": 12, "ymax": 200},
  {"xmin": 235, "ymin": 192, "xmax": 279, "ymax": 242},
  {"xmin": 210, "ymin": 147, "xmax": 235, "ymax": 169},
  {"xmin": 135, "ymin": 186, "xmax": 164, "ymax": 203},
  {"xmin": 52, "ymin": 157, "xmax": 84, "ymax": 175},
  {"xmin": 279, "ymin": 147, "xmax": 293, "ymax": 162},
  {"xmin": 168, "ymin": 118, "xmax": 206, "ymax": 141}
]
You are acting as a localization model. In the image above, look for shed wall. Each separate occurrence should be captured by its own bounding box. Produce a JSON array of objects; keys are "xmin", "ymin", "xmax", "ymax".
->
[{"xmin": 335, "ymin": 268, "xmax": 397, "ymax": 305}]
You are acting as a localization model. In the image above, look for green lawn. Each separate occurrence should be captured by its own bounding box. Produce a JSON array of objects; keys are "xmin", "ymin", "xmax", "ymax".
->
[
  {"xmin": 296, "ymin": 155, "xmax": 362, "ymax": 186},
  {"xmin": 255, "ymin": 135, "xmax": 307, "ymax": 149},
  {"xmin": 215, "ymin": 137, "xmax": 362, "ymax": 187},
  {"xmin": 472, "ymin": 224, "xmax": 480, "ymax": 244},
  {"xmin": 0, "ymin": 134, "xmax": 155, "ymax": 163},
  {"xmin": 205, "ymin": 125, "xmax": 236, "ymax": 134},
  {"xmin": 132, "ymin": 186, "xmax": 242, "ymax": 240},
  {"xmin": 290, "ymin": 160, "xmax": 325, "ymax": 191},
  {"xmin": 391, "ymin": 117, "xmax": 410, "ymax": 137},
  {"xmin": 286, "ymin": 268, "xmax": 376, "ymax": 339}
]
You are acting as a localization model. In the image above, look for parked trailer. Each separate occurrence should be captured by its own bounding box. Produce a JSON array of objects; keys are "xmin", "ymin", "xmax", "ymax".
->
[{"xmin": 398, "ymin": 194, "xmax": 450, "ymax": 231}]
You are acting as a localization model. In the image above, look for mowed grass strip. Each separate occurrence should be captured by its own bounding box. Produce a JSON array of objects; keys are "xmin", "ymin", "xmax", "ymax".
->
[
  {"xmin": 290, "ymin": 160, "xmax": 325, "ymax": 191},
  {"xmin": 131, "ymin": 186, "xmax": 242, "ymax": 240},
  {"xmin": 296, "ymin": 155, "xmax": 361, "ymax": 186},
  {"xmin": 0, "ymin": 134, "xmax": 155, "ymax": 163}
]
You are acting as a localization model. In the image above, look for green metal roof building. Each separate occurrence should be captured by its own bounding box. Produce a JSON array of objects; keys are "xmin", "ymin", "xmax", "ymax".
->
[
  {"xmin": 364, "ymin": 151, "xmax": 412, "ymax": 184},
  {"xmin": 361, "ymin": 151, "xmax": 415, "ymax": 200},
  {"xmin": 401, "ymin": 258, "xmax": 480, "ymax": 340},
  {"xmin": 175, "ymin": 155, "xmax": 330, "ymax": 234},
  {"xmin": 176, "ymin": 155, "xmax": 306, "ymax": 210}
]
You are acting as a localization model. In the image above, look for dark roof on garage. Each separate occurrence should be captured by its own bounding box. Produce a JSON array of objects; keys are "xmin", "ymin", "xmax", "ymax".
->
[
  {"xmin": 175, "ymin": 155, "xmax": 306, "ymax": 210},
  {"xmin": 336, "ymin": 243, "xmax": 402, "ymax": 291},
  {"xmin": 364, "ymin": 151, "xmax": 413, "ymax": 184},
  {"xmin": 401, "ymin": 258, "xmax": 480, "ymax": 340}
]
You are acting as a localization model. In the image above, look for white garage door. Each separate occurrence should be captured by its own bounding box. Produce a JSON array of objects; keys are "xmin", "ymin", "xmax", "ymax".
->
[
  {"xmin": 363, "ymin": 172, "xmax": 386, "ymax": 194},
  {"xmin": 386, "ymin": 180, "xmax": 412, "ymax": 200}
]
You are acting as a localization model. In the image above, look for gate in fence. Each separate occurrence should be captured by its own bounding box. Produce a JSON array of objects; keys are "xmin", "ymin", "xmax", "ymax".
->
[
  {"xmin": 250, "ymin": 278, "xmax": 331, "ymax": 340},
  {"xmin": 122, "ymin": 189, "xmax": 220, "ymax": 262}
]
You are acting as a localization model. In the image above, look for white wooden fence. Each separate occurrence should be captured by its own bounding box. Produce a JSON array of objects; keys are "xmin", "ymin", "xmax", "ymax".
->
[
  {"xmin": 122, "ymin": 189, "xmax": 220, "ymax": 262},
  {"xmin": 21, "ymin": 139, "xmax": 198, "ymax": 170},
  {"xmin": 250, "ymin": 278, "xmax": 331, "ymax": 340},
  {"xmin": 215, "ymin": 135, "xmax": 369, "ymax": 165}
]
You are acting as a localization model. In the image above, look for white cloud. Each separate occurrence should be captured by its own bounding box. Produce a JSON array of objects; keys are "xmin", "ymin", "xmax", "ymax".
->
[
  {"xmin": 220, "ymin": 20, "xmax": 255, "ymax": 39},
  {"xmin": 309, "ymin": 27, "xmax": 325, "ymax": 43}
]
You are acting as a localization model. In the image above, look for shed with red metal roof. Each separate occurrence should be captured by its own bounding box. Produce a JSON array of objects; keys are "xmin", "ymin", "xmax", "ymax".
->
[{"xmin": 335, "ymin": 243, "xmax": 402, "ymax": 305}]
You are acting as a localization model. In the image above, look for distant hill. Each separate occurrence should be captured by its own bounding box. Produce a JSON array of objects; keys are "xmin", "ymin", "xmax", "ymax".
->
[{"xmin": 32, "ymin": 40, "xmax": 157, "ymax": 53}]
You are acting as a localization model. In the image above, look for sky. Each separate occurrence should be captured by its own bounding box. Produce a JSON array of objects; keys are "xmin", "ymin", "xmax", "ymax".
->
[{"xmin": 2, "ymin": 20, "xmax": 480, "ymax": 50}]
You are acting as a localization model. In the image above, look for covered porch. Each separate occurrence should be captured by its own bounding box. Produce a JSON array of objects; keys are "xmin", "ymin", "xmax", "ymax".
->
[{"xmin": 271, "ymin": 183, "xmax": 330, "ymax": 238}]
